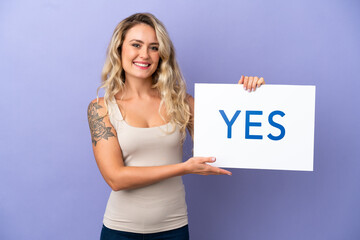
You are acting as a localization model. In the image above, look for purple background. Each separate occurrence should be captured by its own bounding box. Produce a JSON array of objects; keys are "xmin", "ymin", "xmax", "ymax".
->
[{"xmin": 1, "ymin": 0, "xmax": 359, "ymax": 239}]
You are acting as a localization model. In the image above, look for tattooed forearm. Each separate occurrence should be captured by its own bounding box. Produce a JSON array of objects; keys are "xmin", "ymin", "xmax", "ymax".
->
[{"xmin": 87, "ymin": 102, "xmax": 115, "ymax": 146}]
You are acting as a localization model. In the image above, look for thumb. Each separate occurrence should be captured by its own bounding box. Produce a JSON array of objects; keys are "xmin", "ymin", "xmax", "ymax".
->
[{"xmin": 204, "ymin": 157, "xmax": 216, "ymax": 164}]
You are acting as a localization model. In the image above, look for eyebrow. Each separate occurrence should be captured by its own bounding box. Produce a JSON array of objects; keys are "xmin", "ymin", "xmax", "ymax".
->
[{"xmin": 129, "ymin": 39, "xmax": 159, "ymax": 45}]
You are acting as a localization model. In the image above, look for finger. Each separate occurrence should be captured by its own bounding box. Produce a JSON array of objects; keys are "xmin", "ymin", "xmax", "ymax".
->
[
  {"xmin": 222, "ymin": 168, "xmax": 232, "ymax": 176},
  {"xmin": 252, "ymin": 76, "xmax": 258, "ymax": 92},
  {"xmin": 258, "ymin": 77, "xmax": 265, "ymax": 87},
  {"xmin": 212, "ymin": 167, "xmax": 232, "ymax": 176},
  {"xmin": 243, "ymin": 76, "xmax": 249, "ymax": 90},
  {"xmin": 248, "ymin": 76, "xmax": 254, "ymax": 92},
  {"xmin": 198, "ymin": 157, "xmax": 216, "ymax": 164},
  {"xmin": 238, "ymin": 75, "xmax": 244, "ymax": 84}
]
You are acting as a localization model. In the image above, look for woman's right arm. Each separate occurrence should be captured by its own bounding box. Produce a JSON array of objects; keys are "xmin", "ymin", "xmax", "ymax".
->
[{"xmin": 87, "ymin": 98, "xmax": 231, "ymax": 191}]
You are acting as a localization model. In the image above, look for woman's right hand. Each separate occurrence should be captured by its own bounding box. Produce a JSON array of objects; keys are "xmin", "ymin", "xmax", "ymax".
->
[{"xmin": 183, "ymin": 157, "xmax": 232, "ymax": 176}]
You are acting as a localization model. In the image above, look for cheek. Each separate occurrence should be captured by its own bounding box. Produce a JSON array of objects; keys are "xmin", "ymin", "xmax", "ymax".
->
[
  {"xmin": 152, "ymin": 54, "xmax": 160, "ymax": 66},
  {"xmin": 122, "ymin": 47, "xmax": 136, "ymax": 61}
]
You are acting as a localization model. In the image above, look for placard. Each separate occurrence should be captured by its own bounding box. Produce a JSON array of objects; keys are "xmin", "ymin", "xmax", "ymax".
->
[{"xmin": 193, "ymin": 84, "xmax": 316, "ymax": 171}]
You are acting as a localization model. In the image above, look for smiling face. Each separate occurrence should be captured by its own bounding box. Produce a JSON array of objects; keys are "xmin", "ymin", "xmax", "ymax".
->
[{"xmin": 121, "ymin": 23, "xmax": 160, "ymax": 83}]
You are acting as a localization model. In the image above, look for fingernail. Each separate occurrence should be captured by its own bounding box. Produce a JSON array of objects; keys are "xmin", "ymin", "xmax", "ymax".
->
[
  {"xmin": 228, "ymin": 173, "xmax": 232, "ymax": 176},
  {"xmin": 211, "ymin": 157, "xmax": 216, "ymax": 161}
]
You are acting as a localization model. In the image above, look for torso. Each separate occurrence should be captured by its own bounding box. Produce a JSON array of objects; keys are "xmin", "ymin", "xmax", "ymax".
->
[
  {"xmin": 103, "ymin": 97, "xmax": 188, "ymax": 233},
  {"xmin": 114, "ymin": 92, "xmax": 170, "ymax": 128}
]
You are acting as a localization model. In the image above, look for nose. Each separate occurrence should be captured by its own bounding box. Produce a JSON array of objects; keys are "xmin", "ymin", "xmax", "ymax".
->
[{"xmin": 139, "ymin": 47, "xmax": 150, "ymax": 59}]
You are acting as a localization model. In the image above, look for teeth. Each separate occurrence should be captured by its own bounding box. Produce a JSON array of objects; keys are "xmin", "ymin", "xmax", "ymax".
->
[{"xmin": 134, "ymin": 62, "xmax": 150, "ymax": 67}]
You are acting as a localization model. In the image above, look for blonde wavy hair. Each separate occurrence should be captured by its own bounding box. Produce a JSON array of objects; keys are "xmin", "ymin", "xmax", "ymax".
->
[{"xmin": 97, "ymin": 13, "xmax": 192, "ymax": 140}]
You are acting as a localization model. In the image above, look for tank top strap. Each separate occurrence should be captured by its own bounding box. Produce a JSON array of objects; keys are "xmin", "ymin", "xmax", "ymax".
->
[{"xmin": 107, "ymin": 97, "xmax": 123, "ymax": 128}]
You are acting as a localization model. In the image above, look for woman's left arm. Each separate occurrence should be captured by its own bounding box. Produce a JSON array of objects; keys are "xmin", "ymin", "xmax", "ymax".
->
[{"xmin": 238, "ymin": 75, "xmax": 265, "ymax": 92}]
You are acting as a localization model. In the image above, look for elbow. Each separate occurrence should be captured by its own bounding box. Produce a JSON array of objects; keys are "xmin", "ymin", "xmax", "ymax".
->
[
  {"xmin": 109, "ymin": 183, "xmax": 121, "ymax": 191},
  {"xmin": 108, "ymin": 177, "xmax": 130, "ymax": 191},
  {"xmin": 105, "ymin": 169, "xmax": 127, "ymax": 191},
  {"xmin": 108, "ymin": 180, "xmax": 125, "ymax": 191},
  {"xmin": 106, "ymin": 169, "xmax": 134, "ymax": 191}
]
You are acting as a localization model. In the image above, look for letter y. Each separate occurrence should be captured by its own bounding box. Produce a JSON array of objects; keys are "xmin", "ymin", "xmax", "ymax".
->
[{"xmin": 219, "ymin": 110, "xmax": 241, "ymax": 138}]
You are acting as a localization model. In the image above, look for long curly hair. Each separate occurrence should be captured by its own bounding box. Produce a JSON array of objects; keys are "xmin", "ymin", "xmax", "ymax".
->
[{"xmin": 97, "ymin": 13, "xmax": 192, "ymax": 140}]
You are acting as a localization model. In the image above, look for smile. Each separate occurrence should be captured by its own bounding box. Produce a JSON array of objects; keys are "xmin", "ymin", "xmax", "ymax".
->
[{"xmin": 133, "ymin": 62, "xmax": 151, "ymax": 68}]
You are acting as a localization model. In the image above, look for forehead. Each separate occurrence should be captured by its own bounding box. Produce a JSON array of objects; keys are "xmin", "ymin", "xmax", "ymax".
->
[{"xmin": 124, "ymin": 24, "xmax": 158, "ymax": 43}]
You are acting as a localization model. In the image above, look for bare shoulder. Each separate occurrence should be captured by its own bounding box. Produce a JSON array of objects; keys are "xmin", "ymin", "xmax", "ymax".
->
[
  {"xmin": 186, "ymin": 93, "xmax": 194, "ymax": 102},
  {"xmin": 186, "ymin": 93, "xmax": 194, "ymax": 111},
  {"xmin": 87, "ymin": 97, "xmax": 116, "ymax": 146},
  {"xmin": 186, "ymin": 94, "xmax": 195, "ymax": 138},
  {"xmin": 87, "ymin": 97, "xmax": 107, "ymax": 117}
]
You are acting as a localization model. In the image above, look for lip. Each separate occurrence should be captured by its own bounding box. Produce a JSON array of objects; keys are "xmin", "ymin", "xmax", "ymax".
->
[{"xmin": 133, "ymin": 61, "xmax": 151, "ymax": 64}]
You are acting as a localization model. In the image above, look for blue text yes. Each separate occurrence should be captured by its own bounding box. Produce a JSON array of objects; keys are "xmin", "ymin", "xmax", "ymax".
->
[{"xmin": 219, "ymin": 110, "xmax": 286, "ymax": 140}]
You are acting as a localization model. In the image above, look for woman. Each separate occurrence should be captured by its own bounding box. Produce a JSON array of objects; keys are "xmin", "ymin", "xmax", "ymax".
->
[{"xmin": 87, "ymin": 13, "xmax": 265, "ymax": 240}]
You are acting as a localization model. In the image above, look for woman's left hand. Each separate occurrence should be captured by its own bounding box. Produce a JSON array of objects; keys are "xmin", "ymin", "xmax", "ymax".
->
[{"xmin": 238, "ymin": 75, "xmax": 265, "ymax": 92}]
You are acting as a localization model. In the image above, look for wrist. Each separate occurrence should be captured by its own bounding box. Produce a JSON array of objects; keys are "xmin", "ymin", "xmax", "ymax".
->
[{"xmin": 180, "ymin": 162, "xmax": 189, "ymax": 175}]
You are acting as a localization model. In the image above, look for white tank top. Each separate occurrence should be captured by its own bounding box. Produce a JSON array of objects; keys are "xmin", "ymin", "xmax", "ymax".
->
[{"xmin": 102, "ymin": 98, "xmax": 188, "ymax": 234}]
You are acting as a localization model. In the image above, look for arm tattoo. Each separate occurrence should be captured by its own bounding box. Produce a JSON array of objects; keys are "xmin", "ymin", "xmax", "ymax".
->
[{"xmin": 87, "ymin": 102, "xmax": 115, "ymax": 146}]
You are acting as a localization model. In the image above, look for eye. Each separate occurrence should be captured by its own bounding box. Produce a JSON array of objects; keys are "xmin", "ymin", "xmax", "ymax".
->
[
  {"xmin": 132, "ymin": 43, "xmax": 141, "ymax": 48},
  {"xmin": 150, "ymin": 46, "xmax": 159, "ymax": 51}
]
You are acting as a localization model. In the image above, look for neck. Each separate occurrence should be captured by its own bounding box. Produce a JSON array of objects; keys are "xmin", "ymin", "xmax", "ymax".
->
[{"xmin": 121, "ymin": 75, "xmax": 157, "ymax": 99}]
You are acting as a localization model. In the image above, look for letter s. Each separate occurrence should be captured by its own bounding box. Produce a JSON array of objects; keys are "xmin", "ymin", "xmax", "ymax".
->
[{"xmin": 267, "ymin": 110, "xmax": 285, "ymax": 141}]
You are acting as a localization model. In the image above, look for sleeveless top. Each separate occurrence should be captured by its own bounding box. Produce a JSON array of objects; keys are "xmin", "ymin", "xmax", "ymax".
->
[{"xmin": 102, "ymin": 98, "xmax": 188, "ymax": 234}]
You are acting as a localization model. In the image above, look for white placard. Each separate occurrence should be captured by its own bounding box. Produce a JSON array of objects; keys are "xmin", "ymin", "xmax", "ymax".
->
[{"xmin": 193, "ymin": 84, "xmax": 316, "ymax": 171}]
